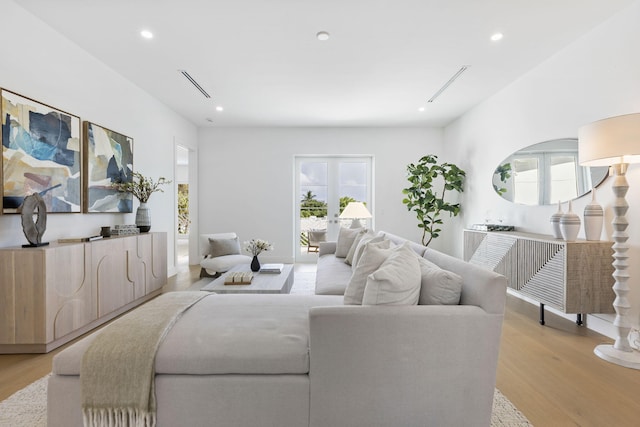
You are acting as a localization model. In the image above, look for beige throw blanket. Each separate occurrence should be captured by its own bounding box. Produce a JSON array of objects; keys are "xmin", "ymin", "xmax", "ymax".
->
[{"xmin": 81, "ymin": 292, "xmax": 208, "ymax": 427}]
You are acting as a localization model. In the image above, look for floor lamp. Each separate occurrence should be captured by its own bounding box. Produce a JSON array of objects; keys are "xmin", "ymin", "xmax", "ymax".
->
[
  {"xmin": 339, "ymin": 202, "xmax": 372, "ymax": 229},
  {"xmin": 579, "ymin": 112, "xmax": 640, "ymax": 370}
]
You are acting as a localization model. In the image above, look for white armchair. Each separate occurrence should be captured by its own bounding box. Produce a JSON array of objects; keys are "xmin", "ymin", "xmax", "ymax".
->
[{"xmin": 199, "ymin": 232, "xmax": 252, "ymax": 278}]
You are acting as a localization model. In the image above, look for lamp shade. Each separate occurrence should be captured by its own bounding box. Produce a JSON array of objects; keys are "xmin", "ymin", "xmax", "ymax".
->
[
  {"xmin": 339, "ymin": 202, "xmax": 372, "ymax": 219},
  {"xmin": 578, "ymin": 112, "xmax": 640, "ymax": 166}
]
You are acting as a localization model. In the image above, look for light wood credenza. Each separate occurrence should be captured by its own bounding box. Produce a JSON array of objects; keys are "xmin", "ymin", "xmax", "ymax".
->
[
  {"xmin": 463, "ymin": 229, "xmax": 615, "ymax": 325},
  {"xmin": 0, "ymin": 232, "xmax": 167, "ymax": 353}
]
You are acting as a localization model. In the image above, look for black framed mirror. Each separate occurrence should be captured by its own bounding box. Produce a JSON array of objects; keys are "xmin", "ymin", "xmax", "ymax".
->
[{"xmin": 492, "ymin": 138, "xmax": 609, "ymax": 206}]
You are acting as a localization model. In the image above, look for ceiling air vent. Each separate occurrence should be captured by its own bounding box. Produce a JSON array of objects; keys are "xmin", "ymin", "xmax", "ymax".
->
[
  {"xmin": 428, "ymin": 65, "xmax": 470, "ymax": 103},
  {"xmin": 178, "ymin": 70, "xmax": 211, "ymax": 98}
]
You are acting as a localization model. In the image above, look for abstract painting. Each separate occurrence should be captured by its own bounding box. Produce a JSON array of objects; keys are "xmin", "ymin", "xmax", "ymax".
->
[
  {"xmin": 83, "ymin": 121, "xmax": 133, "ymax": 213},
  {"xmin": 1, "ymin": 89, "xmax": 82, "ymax": 213}
]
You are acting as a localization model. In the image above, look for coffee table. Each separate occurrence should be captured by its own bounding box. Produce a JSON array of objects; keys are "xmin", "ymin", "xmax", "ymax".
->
[{"xmin": 200, "ymin": 264, "xmax": 294, "ymax": 294}]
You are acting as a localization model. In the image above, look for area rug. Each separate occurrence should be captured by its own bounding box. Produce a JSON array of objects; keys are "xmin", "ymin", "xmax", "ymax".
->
[{"xmin": 0, "ymin": 375, "xmax": 532, "ymax": 426}]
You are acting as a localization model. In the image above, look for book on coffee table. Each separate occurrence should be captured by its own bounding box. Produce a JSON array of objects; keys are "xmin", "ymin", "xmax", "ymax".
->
[
  {"xmin": 224, "ymin": 272, "xmax": 253, "ymax": 285},
  {"xmin": 259, "ymin": 263, "xmax": 284, "ymax": 274}
]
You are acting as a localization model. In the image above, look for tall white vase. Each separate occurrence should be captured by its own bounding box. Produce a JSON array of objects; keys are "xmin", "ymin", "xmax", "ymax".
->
[
  {"xmin": 560, "ymin": 200, "xmax": 580, "ymax": 241},
  {"xmin": 550, "ymin": 201, "xmax": 563, "ymax": 239},
  {"xmin": 584, "ymin": 188, "xmax": 604, "ymax": 241}
]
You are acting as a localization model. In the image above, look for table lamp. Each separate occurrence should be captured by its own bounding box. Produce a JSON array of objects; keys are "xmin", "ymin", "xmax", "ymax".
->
[
  {"xmin": 339, "ymin": 202, "xmax": 372, "ymax": 229},
  {"xmin": 579, "ymin": 112, "xmax": 640, "ymax": 369}
]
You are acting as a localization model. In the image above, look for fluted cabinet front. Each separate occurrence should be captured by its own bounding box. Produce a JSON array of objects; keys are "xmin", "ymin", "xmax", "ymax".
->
[{"xmin": 464, "ymin": 230, "xmax": 614, "ymax": 314}]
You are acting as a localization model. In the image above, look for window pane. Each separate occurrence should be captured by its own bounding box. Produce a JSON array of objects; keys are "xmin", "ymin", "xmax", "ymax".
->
[
  {"xmin": 513, "ymin": 158, "xmax": 539, "ymax": 205},
  {"xmin": 550, "ymin": 156, "xmax": 578, "ymax": 203},
  {"xmin": 338, "ymin": 162, "xmax": 367, "ymax": 214}
]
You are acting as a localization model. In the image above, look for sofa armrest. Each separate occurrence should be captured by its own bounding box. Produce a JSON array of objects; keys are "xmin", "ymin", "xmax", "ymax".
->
[
  {"xmin": 424, "ymin": 249, "xmax": 507, "ymax": 315},
  {"xmin": 318, "ymin": 241, "xmax": 336, "ymax": 256},
  {"xmin": 309, "ymin": 305, "xmax": 503, "ymax": 427}
]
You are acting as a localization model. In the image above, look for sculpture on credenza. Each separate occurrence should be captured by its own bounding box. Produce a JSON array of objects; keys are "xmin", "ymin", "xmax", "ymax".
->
[{"xmin": 18, "ymin": 193, "xmax": 49, "ymax": 247}]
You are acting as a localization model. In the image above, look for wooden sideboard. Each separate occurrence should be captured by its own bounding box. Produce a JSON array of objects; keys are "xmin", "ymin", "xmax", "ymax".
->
[
  {"xmin": 0, "ymin": 232, "xmax": 167, "ymax": 353},
  {"xmin": 463, "ymin": 229, "xmax": 615, "ymax": 324}
]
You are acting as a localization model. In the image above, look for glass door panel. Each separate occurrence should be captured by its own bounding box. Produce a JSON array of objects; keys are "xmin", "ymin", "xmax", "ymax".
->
[{"xmin": 295, "ymin": 156, "xmax": 372, "ymax": 262}]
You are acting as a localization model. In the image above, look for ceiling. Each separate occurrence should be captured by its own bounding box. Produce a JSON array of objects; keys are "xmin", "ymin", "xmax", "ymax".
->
[{"xmin": 17, "ymin": 0, "xmax": 635, "ymax": 128}]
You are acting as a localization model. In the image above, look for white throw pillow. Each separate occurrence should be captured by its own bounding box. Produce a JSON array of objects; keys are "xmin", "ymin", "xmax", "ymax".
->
[
  {"xmin": 418, "ymin": 257, "xmax": 463, "ymax": 305},
  {"xmin": 345, "ymin": 230, "xmax": 375, "ymax": 266},
  {"xmin": 335, "ymin": 227, "xmax": 364, "ymax": 258},
  {"xmin": 343, "ymin": 239, "xmax": 392, "ymax": 305},
  {"xmin": 362, "ymin": 243, "xmax": 421, "ymax": 305},
  {"xmin": 351, "ymin": 234, "xmax": 384, "ymax": 267}
]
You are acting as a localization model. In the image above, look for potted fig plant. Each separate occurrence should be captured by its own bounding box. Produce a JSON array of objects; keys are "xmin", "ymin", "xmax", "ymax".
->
[{"xmin": 402, "ymin": 155, "xmax": 465, "ymax": 246}]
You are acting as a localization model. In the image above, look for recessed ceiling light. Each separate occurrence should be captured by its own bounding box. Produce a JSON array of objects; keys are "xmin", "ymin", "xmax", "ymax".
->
[
  {"xmin": 216, "ymin": 106, "xmax": 224, "ymax": 112},
  {"xmin": 490, "ymin": 33, "xmax": 503, "ymax": 42},
  {"xmin": 418, "ymin": 107, "xmax": 425, "ymax": 112},
  {"xmin": 316, "ymin": 31, "xmax": 330, "ymax": 41},
  {"xmin": 140, "ymin": 30, "xmax": 154, "ymax": 39}
]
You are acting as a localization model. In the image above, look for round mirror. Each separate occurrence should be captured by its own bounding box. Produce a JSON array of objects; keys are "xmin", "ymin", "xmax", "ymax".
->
[{"xmin": 492, "ymin": 138, "xmax": 609, "ymax": 206}]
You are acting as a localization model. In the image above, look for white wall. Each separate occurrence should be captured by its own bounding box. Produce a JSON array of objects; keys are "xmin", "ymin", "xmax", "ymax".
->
[
  {"xmin": 1, "ymin": 1, "xmax": 198, "ymax": 275},
  {"xmin": 197, "ymin": 127, "xmax": 446, "ymax": 263},
  {"xmin": 444, "ymin": 0, "xmax": 640, "ymax": 338}
]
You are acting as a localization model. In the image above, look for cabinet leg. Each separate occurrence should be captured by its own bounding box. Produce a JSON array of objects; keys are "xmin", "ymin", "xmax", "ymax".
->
[
  {"xmin": 539, "ymin": 303, "xmax": 545, "ymax": 325},
  {"xmin": 576, "ymin": 313, "xmax": 583, "ymax": 326}
]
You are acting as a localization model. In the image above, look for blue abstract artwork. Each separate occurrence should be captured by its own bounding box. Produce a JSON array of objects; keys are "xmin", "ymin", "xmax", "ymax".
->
[
  {"xmin": 84, "ymin": 122, "xmax": 133, "ymax": 213},
  {"xmin": 1, "ymin": 89, "xmax": 81, "ymax": 213}
]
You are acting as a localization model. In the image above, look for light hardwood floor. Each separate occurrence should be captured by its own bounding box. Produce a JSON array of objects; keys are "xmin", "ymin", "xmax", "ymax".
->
[{"xmin": 1, "ymin": 263, "xmax": 640, "ymax": 426}]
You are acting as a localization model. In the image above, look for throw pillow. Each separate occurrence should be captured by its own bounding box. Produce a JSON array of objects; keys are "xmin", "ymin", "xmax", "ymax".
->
[
  {"xmin": 418, "ymin": 257, "xmax": 463, "ymax": 305},
  {"xmin": 345, "ymin": 230, "xmax": 375, "ymax": 266},
  {"xmin": 362, "ymin": 242, "xmax": 421, "ymax": 305},
  {"xmin": 208, "ymin": 237, "xmax": 241, "ymax": 258},
  {"xmin": 343, "ymin": 239, "xmax": 392, "ymax": 305},
  {"xmin": 351, "ymin": 234, "xmax": 385, "ymax": 267},
  {"xmin": 335, "ymin": 227, "xmax": 364, "ymax": 258}
]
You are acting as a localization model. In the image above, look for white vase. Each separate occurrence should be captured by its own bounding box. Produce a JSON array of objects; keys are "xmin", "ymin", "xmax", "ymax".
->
[
  {"xmin": 560, "ymin": 200, "xmax": 581, "ymax": 242},
  {"xmin": 584, "ymin": 188, "xmax": 604, "ymax": 241},
  {"xmin": 550, "ymin": 201, "xmax": 563, "ymax": 239},
  {"xmin": 136, "ymin": 202, "xmax": 151, "ymax": 232}
]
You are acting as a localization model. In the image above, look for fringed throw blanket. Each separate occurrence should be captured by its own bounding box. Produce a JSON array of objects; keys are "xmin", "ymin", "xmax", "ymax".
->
[{"xmin": 81, "ymin": 292, "xmax": 208, "ymax": 427}]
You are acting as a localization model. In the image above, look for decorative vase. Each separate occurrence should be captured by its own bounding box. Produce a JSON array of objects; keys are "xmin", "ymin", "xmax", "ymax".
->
[
  {"xmin": 135, "ymin": 202, "xmax": 151, "ymax": 232},
  {"xmin": 550, "ymin": 201, "xmax": 563, "ymax": 239},
  {"xmin": 584, "ymin": 188, "xmax": 604, "ymax": 241},
  {"xmin": 251, "ymin": 255, "xmax": 260, "ymax": 272},
  {"xmin": 560, "ymin": 200, "xmax": 581, "ymax": 242}
]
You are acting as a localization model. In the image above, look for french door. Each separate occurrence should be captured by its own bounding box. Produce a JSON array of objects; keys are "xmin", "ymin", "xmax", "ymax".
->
[{"xmin": 294, "ymin": 156, "xmax": 372, "ymax": 262}]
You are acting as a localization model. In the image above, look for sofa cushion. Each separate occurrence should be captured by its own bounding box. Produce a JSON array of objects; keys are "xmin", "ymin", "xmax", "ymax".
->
[
  {"xmin": 315, "ymin": 253, "xmax": 354, "ymax": 295},
  {"xmin": 343, "ymin": 239, "xmax": 392, "ymax": 305},
  {"xmin": 378, "ymin": 231, "xmax": 427, "ymax": 257},
  {"xmin": 418, "ymin": 257, "xmax": 463, "ymax": 305},
  {"xmin": 362, "ymin": 242, "xmax": 421, "ymax": 305},
  {"xmin": 52, "ymin": 294, "xmax": 344, "ymax": 377},
  {"xmin": 335, "ymin": 227, "xmax": 364, "ymax": 258},
  {"xmin": 209, "ymin": 236, "xmax": 241, "ymax": 257},
  {"xmin": 345, "ymin": 230, "xmax": 375, "ymax": 266},
  {"xmin": 200, "ymin": 254, "xmax": 251, "ymax": 273},
  {"xmin": 351, "ymin": 234, "xmax": 385, "ymax": 268}
]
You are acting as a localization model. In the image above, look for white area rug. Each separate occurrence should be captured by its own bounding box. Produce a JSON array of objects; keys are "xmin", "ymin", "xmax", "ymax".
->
[{"xmin": 0, "ymin": 375, "xmax": 532, "ymax": 426}]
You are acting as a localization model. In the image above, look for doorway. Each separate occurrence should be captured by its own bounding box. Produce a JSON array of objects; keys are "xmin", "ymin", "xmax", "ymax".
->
[
  {"xmin": 294, "ymin": 156, "xmax": 373, "ymax": 263},
  {"xmin": 175, "ymin": 144, "xmax": 190, "ymax": 267}
]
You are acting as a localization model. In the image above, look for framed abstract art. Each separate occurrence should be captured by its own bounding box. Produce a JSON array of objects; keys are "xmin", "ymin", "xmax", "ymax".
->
[
  {"xmin": 83, "ymin": 121, "xmax": 133, "ymax": 213},
  {"xmin": 1, "ymin": 89, "xmax": 82, "ymax": 213}
]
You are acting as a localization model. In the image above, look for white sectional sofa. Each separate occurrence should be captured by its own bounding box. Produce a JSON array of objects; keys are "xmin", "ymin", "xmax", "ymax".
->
[{"xmin": 48, "ymin": 230, "xmax": 507, "ymax": 427}]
